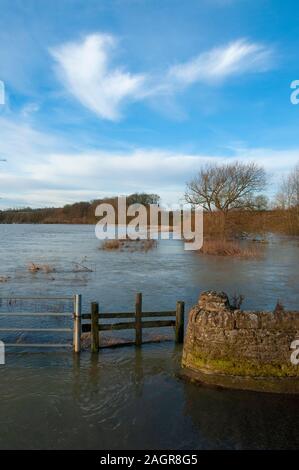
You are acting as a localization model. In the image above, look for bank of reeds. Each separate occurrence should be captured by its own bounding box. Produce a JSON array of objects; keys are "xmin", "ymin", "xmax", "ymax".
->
[
  {"xmin": 199, "ymin": 239, "xmax": 263, "ymax": 259},
  {"xmin": 202, "ymin": 208, "xmax": 299, "ymax": 239}
]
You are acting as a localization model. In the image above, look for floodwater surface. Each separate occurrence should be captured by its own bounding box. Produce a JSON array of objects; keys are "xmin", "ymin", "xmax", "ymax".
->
[{"xmin": 0, "ymin": 224, "xmax": 298, "ymax": 449}]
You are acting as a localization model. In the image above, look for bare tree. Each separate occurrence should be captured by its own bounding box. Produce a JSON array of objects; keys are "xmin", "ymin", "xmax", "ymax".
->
[
  {"xmin": 282, "ymin": 163, "xmax": 299, "ymax": 209},
  {"xmin": 254, "ymin": 194, "xmax": 269, "ymax": 211},
  {"xmin": 127, "ymin": 193, "xmax": 160, "ymax": 206},
  {"xmin": 185, "ymin": 161, "xmax": 267, "ymax": 213},
  {"xmin": 276, "ymin": 163, "xmax": 299, "ymax": 209}
]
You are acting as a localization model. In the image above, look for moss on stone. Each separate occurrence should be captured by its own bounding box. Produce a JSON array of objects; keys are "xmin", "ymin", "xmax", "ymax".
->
[{"xmin": 183, "ymin": 352, "xmax": 299, "ymax": 378}]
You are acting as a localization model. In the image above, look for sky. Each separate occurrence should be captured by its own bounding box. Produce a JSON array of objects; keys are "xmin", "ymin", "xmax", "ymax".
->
[{"xmin": 0, "ymin": 0, "xmax": 299, "ymax": 208}]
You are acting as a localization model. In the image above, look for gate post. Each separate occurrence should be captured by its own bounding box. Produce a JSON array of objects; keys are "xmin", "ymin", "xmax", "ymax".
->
[
  {"xmin": 91, "ymin": 302, "xmax": 99, "ymax": 353},
  {"xmin": 73, "ymin": 294, "xmax": 82, "ymax": 353},
  {"xmin": 135, "ymin": 293, "xmax": 142, "ymax": 347}
]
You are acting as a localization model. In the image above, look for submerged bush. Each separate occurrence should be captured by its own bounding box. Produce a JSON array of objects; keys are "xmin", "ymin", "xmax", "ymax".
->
[
  {"xmin": 198, "ymin": 239, "xmax": 263, "ymax": 259},
  {"xmin": 101, "ymin": 239, "xmax": 157, "ymax": 252},
  {"xmin": 28, "ymin": 263, "xmax": 56, "ymax": 273}
]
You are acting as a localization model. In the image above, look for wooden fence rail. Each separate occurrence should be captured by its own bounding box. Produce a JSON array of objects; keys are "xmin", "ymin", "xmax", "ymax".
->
[
  {"xmin": 81, "ymin": 293, "xmax": 185, "ymax": 352},
  {"xmin": 0, "ymin": 293, "xmax": 185, "ymax": 353}
]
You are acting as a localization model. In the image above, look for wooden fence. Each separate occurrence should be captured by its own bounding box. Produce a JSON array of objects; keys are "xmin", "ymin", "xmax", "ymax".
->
[
  {"xmin": 0, "ymin": 293, "xmax": 184, "ymax": 353},
  {"xmin": 81, "ymin": 293, "xmax": 184, "ymax": 353}
]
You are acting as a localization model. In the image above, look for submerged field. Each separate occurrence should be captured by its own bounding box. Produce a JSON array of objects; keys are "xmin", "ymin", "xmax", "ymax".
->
[
  {"xmin": 0, "ymin": 224, "xmax": 298, "ymax": 310},
  {"xmin": 0, "ymin": 224, "xmax": 298, "ymax": 449}
]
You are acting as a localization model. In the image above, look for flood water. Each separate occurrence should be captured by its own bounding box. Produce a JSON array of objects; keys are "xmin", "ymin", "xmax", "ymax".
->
[{"xmin": 0, "ymin": 224, "xmax": 299, "ymax": 449}]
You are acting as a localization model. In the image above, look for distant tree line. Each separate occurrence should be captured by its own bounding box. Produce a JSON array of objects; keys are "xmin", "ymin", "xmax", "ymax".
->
[{"xmin": 0, "ymin": 193, "xmax": 160, "ymax": 224}]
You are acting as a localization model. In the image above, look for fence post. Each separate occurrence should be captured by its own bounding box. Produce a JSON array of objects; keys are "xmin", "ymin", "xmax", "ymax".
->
[
  {"xmin": 135, "ymin": 293, "xmax": 142, "ymax": 347},
  {"xmin": 91, "ymin": 302, "xmax": 99, "ymax": 353},
  {"xmin": 175, "ymin": 301, "xmax": 184, "ymax": 344},
  {"xmin": 73, "ymin": 294, "xmax": 82, "ymax": 353}
]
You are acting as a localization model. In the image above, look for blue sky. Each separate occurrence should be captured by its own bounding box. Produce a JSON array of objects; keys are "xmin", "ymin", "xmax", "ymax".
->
[{"xmin": 0, "ymin": 0, "xmax": 299, "ymax": 208}]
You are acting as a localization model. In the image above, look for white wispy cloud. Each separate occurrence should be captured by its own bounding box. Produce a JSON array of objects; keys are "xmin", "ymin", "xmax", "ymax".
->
[
  {"xmin": 51, "ymin": 34, "xmax": 146, "ymax": 121},
  {"xmin": 51, "ymin": 34, "xmax": 274, "ymax": 121},
  {"xmin": 21, "ymin": 102, "xmax": 40, "ymax": 118},
  {"xmin": 168, "ymin": 39, "xmax": 273, "ymax": 86},
  {"xmin": 0, "ymin": 116, "xmax": 59, "ymax": 161},
  {"xmin": 0, "ymin": 114, "xmax": 298, "ymax": 208}
]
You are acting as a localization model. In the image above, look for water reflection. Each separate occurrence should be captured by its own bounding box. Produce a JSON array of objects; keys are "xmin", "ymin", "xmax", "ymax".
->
[
  {"xmin": 0, "ymin": 344, "xmax": 298, "ymax": 449},
  {"xmin": 183, "ymin": 383, "xmax": 299, "ymax": 449}
]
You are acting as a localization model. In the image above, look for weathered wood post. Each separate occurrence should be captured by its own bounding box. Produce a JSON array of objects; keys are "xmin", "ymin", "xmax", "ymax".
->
[
  {"xmin": 135, "ymin": 292, "xmax": 142, "ymax": 347},
  {"xmin": 73, "ymin": 294, "xmax": 82, "ymax": 353},
  {"xmin": 91, "ymin": 302, "xmax": 99, "ymax": 353},
  {"xmin": 175, "ymin": 301, "xmax": 185, "ymax": 344}
]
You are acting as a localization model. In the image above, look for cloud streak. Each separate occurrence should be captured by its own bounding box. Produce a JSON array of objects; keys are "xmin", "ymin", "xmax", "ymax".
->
[
  {"xmin": 168, "ymin": 39, "xmax": 273, "ymax": 86},
  {"xmin": 51, "ymin": 34, "xmax": 274, "ymax": 121}
]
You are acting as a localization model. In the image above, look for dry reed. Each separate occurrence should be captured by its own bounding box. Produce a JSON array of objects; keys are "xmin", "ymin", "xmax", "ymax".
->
[{"xmin": 199, "ymin": 239, "xmax": 263, "ymax": 259}]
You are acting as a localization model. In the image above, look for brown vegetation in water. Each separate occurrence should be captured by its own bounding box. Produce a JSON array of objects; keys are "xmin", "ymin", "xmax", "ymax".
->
[
  {"xmin": 101, "ymin": 238, "xmax": 157, "ymax": 252},
  {"xmin": 28, "ymin": 263, "xmax": 56, "ymax": 273},
  {"xmin": 199, "ymin": 239, "xmax": 263, "ymax": 259}
]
